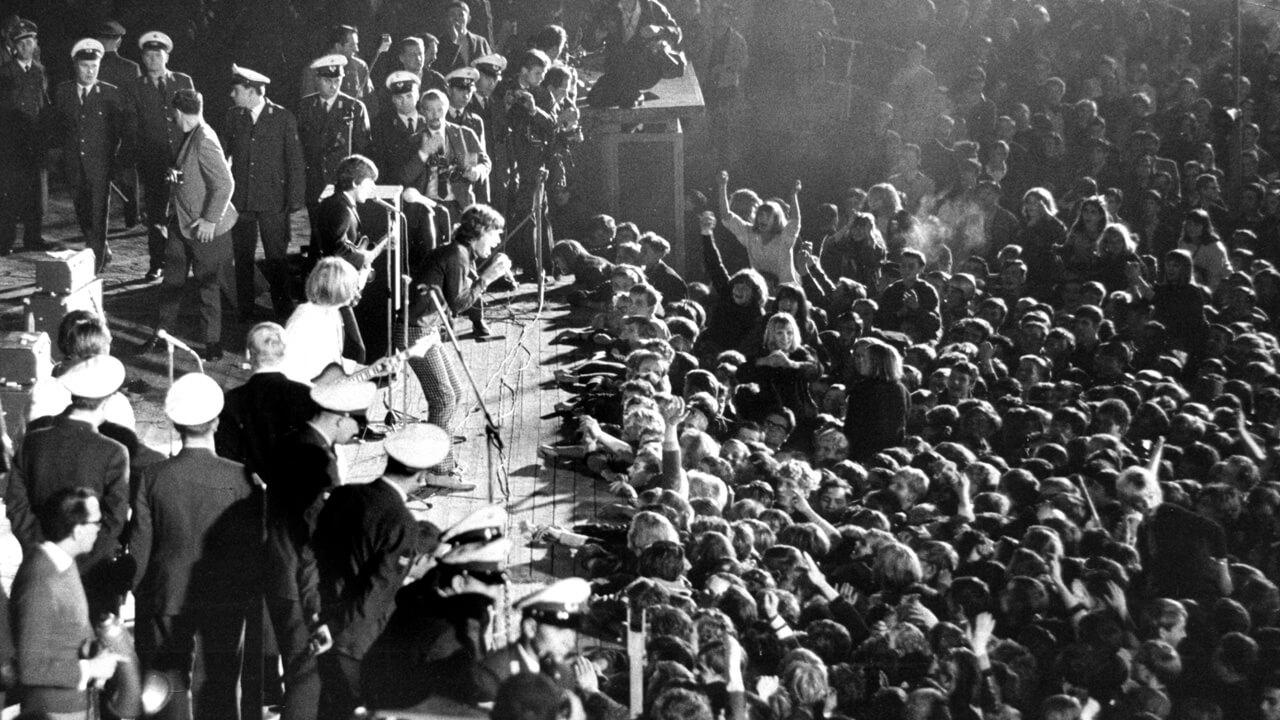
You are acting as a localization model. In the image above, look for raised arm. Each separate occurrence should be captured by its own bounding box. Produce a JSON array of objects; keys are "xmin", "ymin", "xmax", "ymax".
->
[
  {"xmin": 699, "ymin": 211, "xmax": 732, "ymax": 294},
  {"xmin": 785, "ymin": 179, "xmax": 803, "ymax": 243}
]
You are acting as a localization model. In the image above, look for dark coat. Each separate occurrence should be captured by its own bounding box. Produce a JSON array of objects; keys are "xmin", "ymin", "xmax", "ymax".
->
[
  {"xmin": 224, "ymin": 99, "xmax": 307, "ymax": 213},
  {"xmin": 47, "ymin": 80, "xmax": 134, "ymax": 189},
  {"xmin": 131, "ymin": 71, "xmax": 194, "ymax": 169},
  {"xmin": 297, "ymin": 92, "xmax": 371, "ymax": 204},
  {"xmin": 264, "ymin": 424, "xmax": 339, "ymax": 622},
  {"xmin": 97, "ymin": 51, "xmax": 139, "ymax": 93},
  {"xmin": 370, "ymin": 110, "xmax": 424, "ymax": 191},
  {"xmin": 314, "ymin": 190, "xmax": 367, "ymax": 270},
  {"xmin": 448, "ymin": 105, "xmax": 489, "ymax": 201},
  {"xmin": 215, "ymin": 370, "xmax": 318, "ymax": 481},
  {"xmin": 313, "ymin": 479, "xmax": 417, "ymax": 659},
  {"xmin": 843, "ymin": 378, "xmax": 909, "ymax": 461},
  {"xmin": 5, "ymin": 414, "xmax": 129, "ymax": 571},
  {"xmin": 0, "ymin": 58, "xmax": 49, "ymax": 163},
  {"xmin": 435, "ymin": 31, "xmax": 492, "ymax": 73},
  {"xmin": 129, "ymin": 447, "xmax": 261, "ymax": 617}
]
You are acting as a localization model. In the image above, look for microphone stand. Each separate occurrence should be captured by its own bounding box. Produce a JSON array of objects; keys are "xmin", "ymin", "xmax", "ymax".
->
[
  {"xmin": 158, "ymin": 331, "xmax": 204, "ymax": 456},
  {"xmin": 428, "ymin": 288, "xmax": 509, "ymax": 503}
]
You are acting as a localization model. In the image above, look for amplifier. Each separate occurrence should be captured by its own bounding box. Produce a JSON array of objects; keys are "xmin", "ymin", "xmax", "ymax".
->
[
  {"xmin": 29, "ymin": 278, "xmax": 104, "ymax": 360},
  {"xmin": 35, "ymin": 248, "xmax": 97, "ymax": 295},
  {"xmin": 0, "ymin": 384, "xmax": 36, "ymax": 447},
  {"xmin": 0, "ymin": 331, "xmax": 53, "ymax": 386}
]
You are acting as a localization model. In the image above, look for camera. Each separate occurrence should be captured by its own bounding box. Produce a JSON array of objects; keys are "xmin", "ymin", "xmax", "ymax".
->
[{"xmin": 167, "ymin": 168, "xmax": 184, "ymax": 184}]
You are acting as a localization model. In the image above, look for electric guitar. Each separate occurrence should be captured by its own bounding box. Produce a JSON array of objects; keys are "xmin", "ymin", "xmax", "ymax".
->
[
  {"xmin": 311, "ymin": 331, "xmax": 439, "ymax": 386},
  {"xmin": 355, "ymin": 232, "xmax": 393, "ymax": 288}
]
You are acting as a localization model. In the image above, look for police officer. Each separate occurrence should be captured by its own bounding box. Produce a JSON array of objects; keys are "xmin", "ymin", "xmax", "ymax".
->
[
  {"xmin": 370, "ymin": 70, "xmax": 424, "ymax": 189},
  {"xmin": 48, "ymin": 38, "xmax": 135, "ymax": 272},
  {"xmin": 131, "ymin": 31, "xmax": 194, "ymax": 281},
  {"xmin": 298, "ymin": 54, "xmax": 370, "ymax": 247},
  {"xmin": 469, "ymin": 53, "xmax": 506, "ymax": 213},
  {"xmin": 362, "ymin": 506, "xmax": 511, "ymax": 708},
  {"xmin": 483, "ymin": 578, "xmax": 589, "ymax": 686},
  {"xmin": 0, "ymin": 19, "xmax": 50, "ymax": 254},
  {"xmin": 446, "ymin": 67, "xmax": 487, "ymax": 189},
  {"xmin": 225, "ymin": 64, "xmax": 307, "ymax": 321},
  {"xmin": 94, "ymin": 20, "xmax": 140, "ymax": 228},
  {"xmin": 311, "ymin": 422, "xmax": 449, "ymax": 720}
]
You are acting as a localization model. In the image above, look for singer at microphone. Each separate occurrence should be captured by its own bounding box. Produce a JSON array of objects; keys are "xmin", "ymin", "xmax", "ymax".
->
[{"xmin": 395, "ymin": 204, "xmax": 507, "ymax": 490}]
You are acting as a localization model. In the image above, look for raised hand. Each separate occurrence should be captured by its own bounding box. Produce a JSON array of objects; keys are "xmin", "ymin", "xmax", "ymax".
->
[
  {"xmin": 572, "ymin": 655, "xmax": 600, "ymax": 693},
  {"xmin": 968, "ymin": 611, "xmax": 995, "ymax": 656},
  {"xmin": 699, "ymin": 210, "xmax": 717, "ymax": 235},
  {"xmin": 717, "ymin": 170, "xmax": 729, "ymax": 187}
]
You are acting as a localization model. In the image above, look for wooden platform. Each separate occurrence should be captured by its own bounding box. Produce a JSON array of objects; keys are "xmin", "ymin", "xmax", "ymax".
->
[{"xmin": 0, "ymin": 193, "xmax": 610, "ymax": 657}]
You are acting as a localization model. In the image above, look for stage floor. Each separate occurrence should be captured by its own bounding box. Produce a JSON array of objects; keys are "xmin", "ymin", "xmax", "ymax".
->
[{"xmin": 0, "ymin": 190, "xmax": 610, "ymax": 692}]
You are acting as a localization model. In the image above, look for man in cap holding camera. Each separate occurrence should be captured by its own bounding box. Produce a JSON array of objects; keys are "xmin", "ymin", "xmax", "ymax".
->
[
  {"xmin": 131, "ymin": 31, "xmax": 194, "ymax": 281},
  {"xmin": 145, "ymin": 88, "xmax": 237, "ymax": 362},
  {"xmin": 311, "ymin": 422, "xmax": 449, "ymax": 720},
  {"xmin": 49, "ymin": 37, "xmax": 135, "ymax": 272},
  {"xmin": 5, "ymin": 355, "xmax": 130, "ymax": 622},
  {"xmin": 224, "ymin": 64, "xmax": 307, "ymax": 322},
  {"xmin": 0, "ymin": 19, "xmax": 51, "ymax": 255},
  {"xmin": 130, "ymin": 373, "xmax": 261, "ymax": 720}
]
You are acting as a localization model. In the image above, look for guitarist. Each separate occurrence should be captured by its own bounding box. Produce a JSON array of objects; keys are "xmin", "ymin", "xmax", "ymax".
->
[
  {"xmin": 315, "ymin": 154, "xmax": 391, "ymax": 356},
  {"xmin": 403, "ymin": 204, "xmax": 510, "ymax": 490}
]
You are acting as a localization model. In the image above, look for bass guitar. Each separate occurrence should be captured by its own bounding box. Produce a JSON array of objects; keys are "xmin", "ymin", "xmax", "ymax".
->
[{"xmin": 311, "ymin": 330, "xmax": 440, "ymax": 386}]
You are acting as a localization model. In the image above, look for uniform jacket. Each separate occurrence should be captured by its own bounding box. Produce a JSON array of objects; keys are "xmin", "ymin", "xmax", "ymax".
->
[
  {"xmin": 0, "ymin": 58, "xmax": 49, "ymax": 161},
  {"xmin": 313, "ymin": 478, "xmax": 417, "ymax": 659},
  {"xmin": 214, "ymin": 370, "xmax": 318, "ymax": 481},
  {"xmin": 478, "ymin": 644, "xmax": 629, "ymax": 718},
  {"xmin": 224, "ymin": 99, "xmax": 307, "ymax": 214},
  {"xmin": 98, "ymin": 51, "xmax": 140, "ymax": 93},
  {"xmin": 300, "ymin": 53, "xmax": 372, "ymax": 100},
  {"xmin": 47, "ymin": 80, "xmax": 134, "ymax": 186},
  {"xmin": 10, "ymin": 546, "xmax": 93, "ymax": 714},
  {"xmin": 399, "ymin": 120, "xmax": 490, "ymax": 209},
  {"xmin": 129, "ymin": 447, "xmax": 261, "ymax": 617},
  {"xmin": 297, "ymin": 91, "xmax": 370, "ymax": 203},
  {"xmin": 5, "ymin": 414, "xmax": 129, "ymax": 571},
  {"xmin": 171, "ymin": 120, "xmax": 237, "ymax": 240},
  {"xmin": 370, "ymin": 110, "xmax": 425, "ymax": 189},
  {"xmin": 131, "ymin": 71, "xmax": 194, "ymax": 165}
]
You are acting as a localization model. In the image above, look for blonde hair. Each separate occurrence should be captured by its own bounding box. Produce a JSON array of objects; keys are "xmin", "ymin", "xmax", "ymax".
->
[
  {"xmin": 764, "ymin": 312, "xmax": 802, "ymax": 353},
  {"xmin": 306, "ymin": 258, "xmax": 359, "ymax": 307}
]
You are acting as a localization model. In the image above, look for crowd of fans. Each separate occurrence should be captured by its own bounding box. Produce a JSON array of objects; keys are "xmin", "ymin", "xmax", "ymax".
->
[{"xmin": 519, "ymin": 2, "xmax": 1280, "ymax": 720}]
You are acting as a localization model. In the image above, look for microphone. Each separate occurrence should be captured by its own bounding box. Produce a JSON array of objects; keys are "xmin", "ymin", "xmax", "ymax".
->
[
  {"xmin": 156, "ymin": 329, "xmax": 197, "ymax": 357},
  {"xmin": 370, "ymin": 197, "xmax": 402, "ymax": 214}
]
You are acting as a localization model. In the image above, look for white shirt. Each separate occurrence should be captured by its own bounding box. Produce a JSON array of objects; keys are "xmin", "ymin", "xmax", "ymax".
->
[
  {"xmin": 322, "ymin": 94, "xmax": 337, "ymax": 113},
  {"xmin": 41, "ymin": 541, "xmax": 75, "ymax": 573},
  {"xmin": 283, "ymin": 302, "xmax": 346, "ymax": 384},
  {"xmin": 723, "ymin": 212, "xmax": 802, "ymax": 286},
  {"xmin": 248, "ymin": 97, "xmax": 266, "ymax": 124},
  {"xmin": 18, "ymin": 59, "xmax": 32, "ymax": 71},
  {"xmin": 397, "ymin": 113, "xmax": 420, "ymax": 132}
]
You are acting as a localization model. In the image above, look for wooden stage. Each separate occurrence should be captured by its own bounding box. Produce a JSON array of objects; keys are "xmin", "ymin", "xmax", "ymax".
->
[{"xmin": 0, "ymin": 195, "xmax": 613, "ymax": 718}]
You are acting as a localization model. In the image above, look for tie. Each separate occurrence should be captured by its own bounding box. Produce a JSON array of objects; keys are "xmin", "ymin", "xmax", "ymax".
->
[{"xmin": 79, "ymin": 86, "xmax": 86, "ymax": 104}]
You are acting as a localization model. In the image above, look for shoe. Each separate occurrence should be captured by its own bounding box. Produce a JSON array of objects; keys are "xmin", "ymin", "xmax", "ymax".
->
[
  {"xmin": 144, "ymin": 267, "xmax": 163, "ymax": 282},
  {"xmin": 487, "ymin": 275, "xmax": 515, "ymax": 292},
  {"xmin": 472, "ymin": 319, "xmax": 491, "ymax": 339},
  {"xmin": 421, "ymin": 473, "xmax": 476, "ymax": 493},
  {"xmin": 139, "ymin": 337, "xmax": 165, "ymax": 355},
  {"xmin": 452, "ymin": 434, "xmax": 467, "ymax": 445},
  {"xmin": 96, "ymin": 246, "xmax": 113, "ymax": 272},
  {"xmin": 200, "ymin": 343, "xmax": 223, "ymax": 362}
]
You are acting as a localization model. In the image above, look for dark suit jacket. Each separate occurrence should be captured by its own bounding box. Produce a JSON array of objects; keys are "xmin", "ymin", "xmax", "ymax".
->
[
  {"xmin": 215, "ymin": 370, "xmax": 318, "ymax": 480},
  {"xmin": 98, "ymin": 51, "xmax": 140, "ymax": 93},
  {"xmin": 131, "ymin": 71, "xmax": 194, "ymax": 167},
  {"xmin": 129, "ymin": 448, "xmax": 261, "ymax": 618},
  {"xmin": 47, "ymin": 80, "xmax": 134, "ymax": 188},
  {"xmin": 371, "ymin": 111, "xmax": 425, "ymax": 189},
  {"xmin": 224, "ymin": 99, "xmax": 307, "ymax": 213},
  {"xmin": 264, "ymin": 424, "xmax": 339, "ymax": 622},
  {"xmin": 0, "ymin": 59, "xmax": 49, "ymax": 163},
  {"xmin": 435, "ymin": 31, "xmax": 492, "ymax": 73},
  {"xmin": 595, "ymin": 0, "xmax": 682, "ymax": 69},
  {"xmin": 315, "ymin": 190, "xmax": 368, "ymax": 270},
  {"xmin": 313, "ymin": 479, "xmax": 417, "ymax": 659},
  {"xmin": 172, "ymin": 120, "xmax": 237, "ymax": 242},
  {"xmin": 448, "ymin": 107, "xmax": 488, "ymax": 202},
  {"xmin": 10, "ymin": 546, "xmax": 93, "ymax": 713},
  {"xmin": 5, "ymin": 414, "xmax": 129, "ymax": 571},
  {"xmin": 297, "ymin": 92, "xmax": 371, "ymax": 203},
  {"xmin": 399, "ymin": 120, "xmax": 490, "ymax": 209}
]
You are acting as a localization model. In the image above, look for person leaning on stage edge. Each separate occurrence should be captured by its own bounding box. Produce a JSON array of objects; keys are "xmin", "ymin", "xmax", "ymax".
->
[
  {"xmin": 5, "ymin": 355, "xmax": 130, "ymax": 623},
  {"xmin": 0, "ymin": 19, "xmax": 52, "ymax": 255},
  {"xmin": 130, "ymin": 373, "xmax": 261, "ymax": 720},
  {"xmin": 311, "ymin": 423, "xmax": 448, "ymax": 720},
  {"xmin": 144, "ymin": 88, "xmax": 238, "ymax": 362},
  {"xmin": 131, "ymin": 31, "xmax": 194, "ymax": 282},
  {"xmin": 11, "ymin": 488, "xmax": 123, "ymax": 719},
  {"xmin": 224, "ymin": 64, "xmax": 307, "ymax": 322},
  {"xmin": 46, "ymin": 37, "xmax": 135, "ymax": 273}
]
